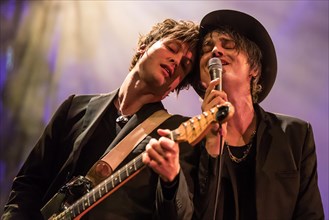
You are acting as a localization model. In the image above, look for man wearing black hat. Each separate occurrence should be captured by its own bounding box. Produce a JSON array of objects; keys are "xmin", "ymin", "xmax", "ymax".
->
[{"xmin": 193, "ymin": 10, "xmax": 324, "ymax": 220}]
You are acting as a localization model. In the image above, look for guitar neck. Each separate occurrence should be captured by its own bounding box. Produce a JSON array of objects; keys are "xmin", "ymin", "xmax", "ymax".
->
[
  {"xmin": 53, "ymin": 154, "xmax": 145, "ymax": 219},
  {"xmin": 57, "ymin": 128, "xmax": 186, "ymax": 219}
]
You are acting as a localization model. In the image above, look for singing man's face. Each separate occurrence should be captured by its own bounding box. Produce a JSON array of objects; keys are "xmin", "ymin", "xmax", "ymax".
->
[{"xmin": 199, "ymin": 31, "xmax": 256, "ymax": 93}]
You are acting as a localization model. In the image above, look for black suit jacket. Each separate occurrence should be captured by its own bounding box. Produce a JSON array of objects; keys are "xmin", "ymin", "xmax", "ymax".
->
[
  {"xmin": 2, "ymin": 89, "xmax": 199, "ymax": 220},
  {"xmin": 194, "ymin": 104, "xmax": 324, "ymax": 220}
]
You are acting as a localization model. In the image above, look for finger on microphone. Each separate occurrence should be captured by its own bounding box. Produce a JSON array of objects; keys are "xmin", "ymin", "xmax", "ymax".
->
[{"xmin": 210, "ymin": 78, "xmax": 221, "ymax": 90}]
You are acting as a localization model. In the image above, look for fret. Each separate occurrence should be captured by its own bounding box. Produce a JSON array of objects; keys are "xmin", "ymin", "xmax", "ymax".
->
[
  {"xmin": 136, "ymin": 156, "xmax": 143, "ymax": 168},
  {"xmin": 70, "ymin": 207, "xmax": 76, "ymax": 218},
  {"xmin": 92, "ymin": 188, "xmax": 96, "ymax": 202},
  {"xmin": 82, "ymin": 196, "xmax": 86, "ymax": 212},
  {"xmin": 104, "ymin": 179, "xmax": 108, "ymax": 193},
  {"xmin": 119, "ymin": 167, "xmax": 126, "ymax": 180},
  {"xmin": 132, "ymin": 158, "xmax": 136, "ymax": 170},
  {"xmin": 113, "ymin": 174, "xmax": 119, "ymax": 185},
  {"xmin": 93, "ymin": 187, "xmax": 100, "ymax": 200},
  {"xmin": 84, "ymin": 195, "xmax": 90, "ymax": 208},
  {"xmin": 76, "ymin": 202, "xmax": 81, "ymax": 217},
  {"xmin": 111, "ymin": 175, "xmax": 115, "ymax": 188},
  {"xmin": 67, "ymin": 205, "xmax": 76, "ymax": 217},
  {"xmin": 118, "ymin": 170, "xmax": 122, "ymax": 182},
  {"xmin": 72, "ymin": 204, "xmax": 77, "ymax": 217},
  {"xmin": 125, "ymin": 164, "xmax": 129, "ymax": 176},
  {"xmin": 98, "ymin": 185, "xmax": 102, "ymax": 198},
  {"xmin": 100, "ymin": 184, "xmax": 106, "ymax": 196},
  {"xmin": 128, "ymin": 164, "xmax": 133, "ymax": 173},
  {"xmin": 79, "ymin": 199, "xmax": 84, "ymax": 215}
]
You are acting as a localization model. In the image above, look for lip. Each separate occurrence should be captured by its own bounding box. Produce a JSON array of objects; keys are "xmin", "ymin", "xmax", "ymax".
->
[
  {"xmin": 160, "ymin": 64, "xmax": 173, "ymax": 78},
  {"xmin": 220, "ymin": 58, "xmax": 229, "ymax": 66}
]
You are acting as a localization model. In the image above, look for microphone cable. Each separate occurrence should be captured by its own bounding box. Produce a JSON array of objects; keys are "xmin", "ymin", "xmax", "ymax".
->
[{"xmin": 213, "ymin": 123, "xmax": 225, "ymax": 220}]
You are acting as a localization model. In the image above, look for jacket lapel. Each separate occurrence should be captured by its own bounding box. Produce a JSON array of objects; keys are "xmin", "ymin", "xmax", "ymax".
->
[
  {"xmin": 74, "ymin": 92, "xmax": 117, "ymax": 151},
  {"xmin": 255, "ymin": 106, "xmax": 298, "ymax": 219},
  {"xmin": 60, "ymin": 90, "xmax": 118, "ymax": 174}
]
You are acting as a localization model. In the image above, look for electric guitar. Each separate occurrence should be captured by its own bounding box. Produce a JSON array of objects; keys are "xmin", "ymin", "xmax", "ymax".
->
[{"xmin": 41, "ymin": 102, "xmax": 234, "ymax": 220}]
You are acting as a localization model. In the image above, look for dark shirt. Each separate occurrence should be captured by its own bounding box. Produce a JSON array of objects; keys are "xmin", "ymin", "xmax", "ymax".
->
[{"xmin": 220, "ymin": 137, "xmax": 257, "ymax": 220}]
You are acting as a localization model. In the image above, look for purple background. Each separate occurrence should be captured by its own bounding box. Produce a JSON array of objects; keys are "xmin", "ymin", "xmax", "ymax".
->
[{"xmin": 0, "ymin": 1, "xmax": 328, "ymax": 217}]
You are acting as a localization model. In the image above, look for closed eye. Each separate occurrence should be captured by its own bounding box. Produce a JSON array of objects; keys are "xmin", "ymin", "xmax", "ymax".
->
[
  {"xmin": 201, "ymin": 38, "xmax": 236, "ymax": 54},
  {"xmin": 166, "ymin": 42, "xmax": 180, "ymax": 54},
  {"xmin": 202, "ymin": 40, "xmax": 214, "ymax": 54},
  {"xmin": 221, "ymin": 39, "xmax": 236, "ymax": 49}
]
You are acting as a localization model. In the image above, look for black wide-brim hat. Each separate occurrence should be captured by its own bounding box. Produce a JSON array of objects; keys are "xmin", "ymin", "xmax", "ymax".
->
[{"xmin": 194, "ymin": 9, "xmax": 277, "ymax": 103}]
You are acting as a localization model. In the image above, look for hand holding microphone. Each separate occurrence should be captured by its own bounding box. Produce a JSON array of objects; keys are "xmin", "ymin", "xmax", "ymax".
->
[
  {"xmin": 201, "ymin": 57, "xmax": 225, "ymax": 112},
  {"xmin": 206, "ymin": 57, "xmax": 230, "ymax": 157},
  {"xmin": 206, "ymin": 57, "xmax": 233, "ymax": 139}
]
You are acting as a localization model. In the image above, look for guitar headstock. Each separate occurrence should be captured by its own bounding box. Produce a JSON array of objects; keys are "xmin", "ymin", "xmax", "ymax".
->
[{"xmin": 170, "ymin": 102, "xmax": 234, "ymax": 146}]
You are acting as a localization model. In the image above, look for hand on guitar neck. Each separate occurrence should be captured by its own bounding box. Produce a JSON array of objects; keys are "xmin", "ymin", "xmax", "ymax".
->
[{"xmin": 143, "ymin": 101, "xmax": 234, "ymax": 182}]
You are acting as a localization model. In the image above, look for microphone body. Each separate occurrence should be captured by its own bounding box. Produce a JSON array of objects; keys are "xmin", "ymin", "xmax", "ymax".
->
[{"xmin": 208, "ymin": 57, "xmax": 222, "ymax": 91}]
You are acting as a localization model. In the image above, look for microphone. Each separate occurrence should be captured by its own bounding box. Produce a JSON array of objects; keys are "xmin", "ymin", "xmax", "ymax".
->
[
  {"xmin": 208, "ymin": 57, "xmax": 222, "ymax": 91},
  {"xmin": 208, "ymin": 58, "xmax": 224, "ymax": 220}
]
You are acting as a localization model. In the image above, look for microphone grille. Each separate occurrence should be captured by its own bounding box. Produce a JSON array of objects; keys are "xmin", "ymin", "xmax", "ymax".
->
[{"xmin": 208, "ymin": 57, "xmax": 222, "ymax": 70}]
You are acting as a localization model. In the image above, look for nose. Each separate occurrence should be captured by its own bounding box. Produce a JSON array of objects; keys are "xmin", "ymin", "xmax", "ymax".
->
[
  {"xmin": 169, "ymin": 56, "xmax": 179, "ymax": 70},
  {"xmin": 212, "ymin": 44, "xmax": 224, "ymax": 58}
]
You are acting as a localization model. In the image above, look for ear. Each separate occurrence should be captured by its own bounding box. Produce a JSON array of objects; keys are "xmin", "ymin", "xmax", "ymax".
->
[
  {"xmin": 249, "ymin": 68, "xmax": 259, "ymax": 78},
  {"xmin": 137, "ymin": 44, "xmax": 147, "ymax": 57}
]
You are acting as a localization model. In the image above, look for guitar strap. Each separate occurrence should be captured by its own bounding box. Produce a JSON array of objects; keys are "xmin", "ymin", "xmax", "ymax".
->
[{"xmin": 86, "ymin": 109, "xmax": 172, "ymax": 186}]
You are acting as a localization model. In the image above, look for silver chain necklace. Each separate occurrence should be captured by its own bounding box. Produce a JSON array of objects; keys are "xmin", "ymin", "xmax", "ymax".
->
[{"xmin": 226, "ymin": 131, "xmax": 256, "ymax": 163}]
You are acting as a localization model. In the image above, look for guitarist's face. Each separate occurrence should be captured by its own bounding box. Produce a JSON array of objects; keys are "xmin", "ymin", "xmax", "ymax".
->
[{"xmin": 133, "ymin": 37, "xmax": 196, "ymax": 100}]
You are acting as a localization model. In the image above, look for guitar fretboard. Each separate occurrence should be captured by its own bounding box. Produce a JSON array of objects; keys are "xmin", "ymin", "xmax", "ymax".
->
[{"xmin": 54, "ymin": 155, "xmax": 145, "ymax": 219}]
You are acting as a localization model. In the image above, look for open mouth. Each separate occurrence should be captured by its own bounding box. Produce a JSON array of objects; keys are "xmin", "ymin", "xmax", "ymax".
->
[
  {"xmin": 160, "ymin": 64, "xmax": 173, "ymax": 77},
  {"xmin": 220, "ymin": 59, "xmax": 229, "ymax": 66}
]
